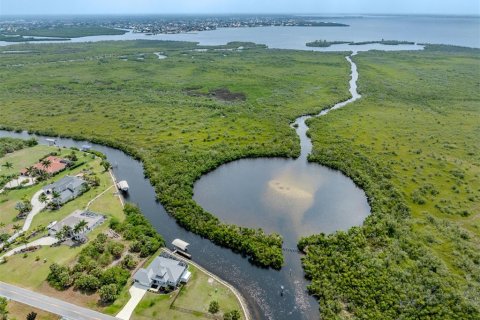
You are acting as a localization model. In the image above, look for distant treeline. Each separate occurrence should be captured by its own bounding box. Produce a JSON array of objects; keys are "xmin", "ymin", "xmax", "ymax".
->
[
  {"xmin": 306, "ymin": 39, "xmax": 415, "ymax": 48},
  {"xmin": 2, "ymin": 26, "xmax": 126, "ymax": 40}
]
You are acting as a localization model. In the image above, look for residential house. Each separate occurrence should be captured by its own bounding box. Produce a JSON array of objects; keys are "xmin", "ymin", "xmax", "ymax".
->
[
  {"xmin": 47, "ymin": 209, "xmax": 105, "ymax": 241},
  {"xmin": 21, "ymin": 156, "xmax": 70, "ymax": 175},
  {"xmin": 133, "ymin": 256, "xmax": 191, "ymax": 288},
  {"xmin": 43, "ymin": 175, "xmax": 87, "ymax": 205}
]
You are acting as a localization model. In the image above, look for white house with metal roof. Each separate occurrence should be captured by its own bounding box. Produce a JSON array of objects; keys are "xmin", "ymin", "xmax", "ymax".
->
[
  {"xmin": 43, "ymin": 175, "xmax": 87, "ymax": 205},
  {"xmin": 133, "ymin": 255, "xmax": 191, "ymax": 288}
]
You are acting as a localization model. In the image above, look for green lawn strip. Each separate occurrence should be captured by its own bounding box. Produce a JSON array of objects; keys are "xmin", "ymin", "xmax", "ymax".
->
[{"xmin": 173, "ymin": 266, "xmax": 242, "ymax": 317}]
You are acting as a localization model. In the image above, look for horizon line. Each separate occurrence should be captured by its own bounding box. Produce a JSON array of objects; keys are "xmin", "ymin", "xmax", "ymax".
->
[{"xmin": 1, "ymin": 12, "xmax": 479, "ymax": 17}]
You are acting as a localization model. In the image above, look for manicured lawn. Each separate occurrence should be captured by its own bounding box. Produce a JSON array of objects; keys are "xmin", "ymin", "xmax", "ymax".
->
[
  {"xmin": 133, "ymin": 264, "xmax": 244, "ymax": 320},
  {"xmin": 0, "ymin": 145, "xmax": 55, "ymax": 176},
  {"xmin": 0, "ymin": 245, "xmax": 82, "ymax": 289},
  {"xmin": 174, "ymin": 267, "xmax": 242, "ymax": 317},
  {"xmin": 0, "ymin": 150, "xmax": 111, "ymax": 235},
  {"xmin": 0, "ymin": 148, "xmax": 124, "ymax": 293}
]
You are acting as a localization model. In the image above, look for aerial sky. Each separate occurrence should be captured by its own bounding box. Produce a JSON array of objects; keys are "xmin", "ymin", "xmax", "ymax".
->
[{"xmin": 0, "ymin": 0, "xmax": 479, "ymax": 15}]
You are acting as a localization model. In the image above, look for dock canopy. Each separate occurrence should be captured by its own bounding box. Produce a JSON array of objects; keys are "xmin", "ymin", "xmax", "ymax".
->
[
  {"xmin": 172, "ymin": 239, "xmax": 190, "ymax": 251},
  {"xmin": 117, "ymin": 180, "xmax": 129, "ymax": 192}
]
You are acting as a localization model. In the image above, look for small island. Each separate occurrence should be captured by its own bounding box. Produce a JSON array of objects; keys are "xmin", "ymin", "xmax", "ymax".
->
[
  {"xmin": 306, "ymin": 40, "xmax": 352, "ymax": 47},
  {"xmin": 306, "ymin": 39, "xmax": 416, "ymax": 47}
]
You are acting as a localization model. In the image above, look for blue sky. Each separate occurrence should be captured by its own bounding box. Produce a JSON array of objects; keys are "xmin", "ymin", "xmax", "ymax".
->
[{"xmin": 0, "ymin": 0, "xmax": 479, "ymax": 15}]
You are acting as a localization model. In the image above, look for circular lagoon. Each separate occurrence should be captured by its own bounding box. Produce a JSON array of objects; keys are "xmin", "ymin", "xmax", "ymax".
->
[{"xmin": 194, "ymin": 54, "xmax": 370, "ymax": 246}]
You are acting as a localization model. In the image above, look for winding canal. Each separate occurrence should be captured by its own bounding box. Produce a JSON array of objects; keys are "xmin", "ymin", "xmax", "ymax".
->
[{"xmin": 1, "ymin": 53, "xmax": 367, "ymax": 320}]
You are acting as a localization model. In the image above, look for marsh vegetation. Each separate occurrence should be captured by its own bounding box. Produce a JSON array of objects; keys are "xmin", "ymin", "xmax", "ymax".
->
[{"xmin": 0, "ymin": 40, "xmax": 478, "ymax": 318}]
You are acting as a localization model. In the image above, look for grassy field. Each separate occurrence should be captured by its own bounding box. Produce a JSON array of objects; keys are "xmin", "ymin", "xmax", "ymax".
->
[
  {"xmin": 0, "ymin": 151, "xmax": 122, "ymax": 289},
  {"xmin": 0, "ymin": 145, "xmax": 55, "ymax": 176},
  {"xmin": 0, "ymin": 40, "xmax": 351, "ymax": 268},
  {"xmin": 0, "ymin": 146, "xmax": 111, "ymax": 234},
  {"xmin": 301, "ymin": 45, "xmax": 480, "ymax": 318},
  {"xmin": 6, "ymin": 300, "xmax": 60, "ymax": 320},
  {"xmin": 0, "ymin": 152, "xmax": 127, "ymax": 314},
  {"xmin": 133, "ymin": 264, "xmax": 243, "ymax": 320}
]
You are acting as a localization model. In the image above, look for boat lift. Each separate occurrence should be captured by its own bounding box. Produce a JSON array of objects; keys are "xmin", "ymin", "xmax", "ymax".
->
[{"xmin": 172, "ymin": 238, "xmax": 191, "ymax": 259}]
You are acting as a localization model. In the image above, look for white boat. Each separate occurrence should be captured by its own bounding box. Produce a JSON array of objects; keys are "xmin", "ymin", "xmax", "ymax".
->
[{"xmin": 117, "ymin": 180, "xmax": 129, "ymax": 192}]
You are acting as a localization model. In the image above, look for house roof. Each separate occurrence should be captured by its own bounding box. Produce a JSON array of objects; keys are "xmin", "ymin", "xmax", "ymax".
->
[
  {"xmin": 134, "ymin": 256, "xmax": 188, "ymax": 286},
  {"xmin": 43, "ymin": 175, "xmax": 86, "ymax": 204},
  {"xmin": 49, "ymin": 209, "xmax": 104, "ymax": 234},
  {"xmin": 133, "ymin": 269, "xmax": 154, "ymax": 285},
  {"xmin": 44, "ymin": 175, "xmax": 85, "ymax": 193},
  {"xmin": 21, "ymin": 156, "xmax": 67, "ymax": 175}
]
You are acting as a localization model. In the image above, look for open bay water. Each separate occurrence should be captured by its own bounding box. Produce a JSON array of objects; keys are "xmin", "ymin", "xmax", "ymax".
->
[{"xmin": 1, "ymin": 15, "xmax": 478, "ymax": 49}]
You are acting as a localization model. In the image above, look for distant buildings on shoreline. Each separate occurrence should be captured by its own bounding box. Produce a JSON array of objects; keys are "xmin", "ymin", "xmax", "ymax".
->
[{"xmin": 0, "ymin": 15, "xmax": 348, "ymax": 37}]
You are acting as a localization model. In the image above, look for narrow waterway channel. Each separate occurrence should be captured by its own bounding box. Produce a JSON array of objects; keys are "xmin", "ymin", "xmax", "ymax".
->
[{"xmin": 1, "ymin": 53, "xmax": 366, "ymax": 320}]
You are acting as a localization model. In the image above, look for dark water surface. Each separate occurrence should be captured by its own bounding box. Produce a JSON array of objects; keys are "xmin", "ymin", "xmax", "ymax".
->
[{"xmin": 0, "ymin": 130, "xmax": 319, "ymax": 319}]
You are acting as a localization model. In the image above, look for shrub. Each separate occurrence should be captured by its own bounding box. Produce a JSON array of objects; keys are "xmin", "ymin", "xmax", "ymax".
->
[
  {"xmin": 99, "ymin": 284, "xmax": 118, "ymax": 303},
  {"xmin": 223, "ymin": 310, "xmax": 241, "ymax": 320},
  {"xmin": 74, "ymin": 274, "xmax": 101, "ymax": 292},
  {"xmin": 208, "ymin": 300, "xmax": 219, "ymax": 314},
  {"xmin": 47, "ymin": 263, "xmax": 72, "ymax": 290}
]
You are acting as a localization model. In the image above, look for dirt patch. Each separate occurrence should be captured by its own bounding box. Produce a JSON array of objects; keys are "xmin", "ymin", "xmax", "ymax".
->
[
  {"xmin": 38, "ymin": 281, "xmax": 102, "ymax": 311},
  {"xmin": 209, "ymin": 88, "xmax": 246, "ymax": 101},
  {"xmin": 185, "ymin": 87, "xmax": 246, "ymax": 102}
]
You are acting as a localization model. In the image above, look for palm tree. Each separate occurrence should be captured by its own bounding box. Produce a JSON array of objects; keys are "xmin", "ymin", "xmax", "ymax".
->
[
  {"xmin": 73, "ymin": 219, "xmax": 88, "ymax": 235},
  {"xmin": 18, "ymin": 235, "xmax": 29, "ymax": 250},
  {"xmin": 52, "ymin": 191, "xmax": 60, "ymax": 199},
  {"xmin": 25, "ymin": 166, "xmax": 35, "ymax": 177},
  {"xmin": 2, "ymin": 161, "xmax": 13, "ymax": 169},
  {"xmin": 39, "ymin": 192, "xmax": 48, "ymax": 204},
  {"xmin": 54, "ymin": 230, "xmax": 65, "ymax": 242},
  {"xmin": 12, "ymin": 224, "xmax": 21, "ymax": 232},
  {"xmin": 40, "ymin": 158, "xmax": 52, "ymax": 172},
  {"xmin": 61, "ymin": 225, "xmax": 72, "ymax": 239}
]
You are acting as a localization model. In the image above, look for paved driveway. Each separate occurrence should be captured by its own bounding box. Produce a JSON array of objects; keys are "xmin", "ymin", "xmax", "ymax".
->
[
  {"xmin": 116, "ymin": 283, "xmax": 148, "ymax": 320},
  {"xmin": 1, "ymin": 236, "xmax": 57, "ymax": 259}
]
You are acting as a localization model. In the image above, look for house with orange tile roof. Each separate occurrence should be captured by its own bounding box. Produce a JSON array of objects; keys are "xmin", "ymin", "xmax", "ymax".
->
[{"xmin": 20, "ymin": 156, "xmax": 70, "ymax": 175}]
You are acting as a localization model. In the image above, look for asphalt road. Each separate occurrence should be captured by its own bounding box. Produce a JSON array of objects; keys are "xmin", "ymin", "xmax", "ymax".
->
[{"xmin": 0, "ymin": 281, "xmax": 118, "ymax": 320}]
